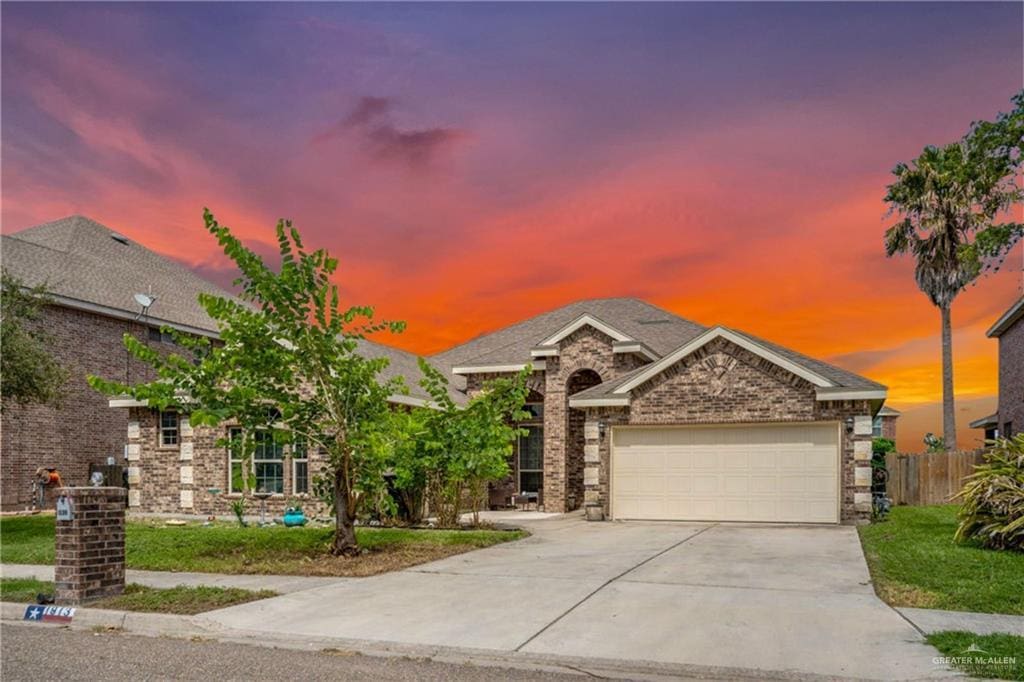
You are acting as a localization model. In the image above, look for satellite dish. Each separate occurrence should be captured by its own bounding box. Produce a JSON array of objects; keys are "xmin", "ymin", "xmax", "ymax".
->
[{"xmin": 133, "ymin": 293, "xmax": 155, "ymax": 309}]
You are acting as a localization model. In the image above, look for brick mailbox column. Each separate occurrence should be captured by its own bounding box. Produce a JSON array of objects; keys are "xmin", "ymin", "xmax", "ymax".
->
[{"xmin": 55, "ymin": 487, "xmax": 126, "ymax": 605}]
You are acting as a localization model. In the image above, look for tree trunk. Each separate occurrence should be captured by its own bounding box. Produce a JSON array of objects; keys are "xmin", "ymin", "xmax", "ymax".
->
[
  {"xmin": 331, "ymin": 464, "xmax": 359, "ymax": 556},
  {"xmin": 940, "ymin": 303, "xmax": 957, "ymax": 451}
]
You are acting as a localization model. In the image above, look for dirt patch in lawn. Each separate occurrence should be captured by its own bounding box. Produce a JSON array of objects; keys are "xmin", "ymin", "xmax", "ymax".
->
[
  {"xmin": 218, "ymin": 542, "xmax": 496, "ymax": 577},
  {"xmin": 875, "ymin": 582, "xmax": 942, "ymax": 610}
]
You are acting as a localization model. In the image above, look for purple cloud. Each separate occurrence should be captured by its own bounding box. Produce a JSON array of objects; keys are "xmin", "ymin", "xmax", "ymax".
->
[{"xmin": 311, "ymin": 96, "xmax": 468, "ymax": 168}]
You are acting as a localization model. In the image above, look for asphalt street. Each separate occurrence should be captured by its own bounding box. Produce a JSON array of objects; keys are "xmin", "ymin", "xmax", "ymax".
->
[{"xmin": 0, "ymin": 624, "xmax": 589, "ymax": 681}]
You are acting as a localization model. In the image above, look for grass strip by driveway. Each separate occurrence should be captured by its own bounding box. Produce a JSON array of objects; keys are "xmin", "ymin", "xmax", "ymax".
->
[
  {"xmin": 927, "ymin": 631, "xmax": 1024, "ymax": 681},
  {"xmin": 0, "ymin": 578, "xmax": 275, "ymax": 615},
  {"xmin": 858, "ymin": 505, "xmax": 1024, "ymax": 615},
  {"xmin": 0, "ymin": 515, "xmax": 526, "ymax": 577}
]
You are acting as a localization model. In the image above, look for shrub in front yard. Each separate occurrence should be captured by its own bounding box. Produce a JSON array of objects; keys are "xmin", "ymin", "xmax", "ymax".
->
[{"xmin": 954, "ymin": 435, "xmax": 1024, "ymax": 551}]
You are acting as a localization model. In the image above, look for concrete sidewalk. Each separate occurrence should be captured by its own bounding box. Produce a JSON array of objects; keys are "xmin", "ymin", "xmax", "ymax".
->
[
  {"xmin": 1, "ymin": 563, "xmax": 346, "ymax": 594},
  {"xmin": 899, "ymin": 607, "xmax": 1024, "ymax": 636}
]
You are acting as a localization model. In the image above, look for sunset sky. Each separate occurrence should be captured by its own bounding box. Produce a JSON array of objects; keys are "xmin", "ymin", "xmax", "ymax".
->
[{"xmin": 2, "ymin": 2, "xmax": 1022, "ymax": 451}]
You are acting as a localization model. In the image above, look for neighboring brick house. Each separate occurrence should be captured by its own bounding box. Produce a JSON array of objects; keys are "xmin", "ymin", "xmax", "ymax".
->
[
  {"xmin": 2, "ymin": 216, "xmax": 463, "ymax": 516},
  {"xmin": 873, "ymin": 405, "xmax": 900, "ymax": 440},
  {"xmin": 435, "ymin": 302, "xmax": 890, "ymax": 524},
  {"xmin": 1, "ymin": 217, "xmax": 234, "ymax": 510},
  {"xmin": 970, "ymin": 296, "xmax": 1023, "ymax": 441}
]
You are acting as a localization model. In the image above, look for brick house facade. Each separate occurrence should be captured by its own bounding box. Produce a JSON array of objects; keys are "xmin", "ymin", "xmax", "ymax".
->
[
  {"xmin": 0, "ymin": 305, "xmax": 178, "ymax": 510},
  {"xmin": 2, "ymin": 216, "xmax": 235, "ymax": 511},
  {"xmin": 121, "ymin": 406, "xmax": 333, "ymax": 518},
  {"xmin": 972, "ymin": 297, "xmax": 1023, "ymax": 440},
  {"xmin": 6, "ymin": 216, "xmax": 890, "ymax": 526},
  {"xmin": 998, "ymin": 313, "xmax": 1023, "ymax": 437},
  {"xmin": 462, "ymin": 329, "xmax": 876, "ymax": 523}
]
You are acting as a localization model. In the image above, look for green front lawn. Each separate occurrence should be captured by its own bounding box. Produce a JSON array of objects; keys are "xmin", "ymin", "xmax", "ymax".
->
[
  {"xmin": 927, "ymin": 632, "xmax": 1024, "ymax": 681},
  {"xmin": 0, "ymin": 515, "xmax": 526, "ymax": 577},
  {"xmin": 859, "ymin": 505, "xmax": 1024, "ymax": 615},
  {"xmin": 0, "ymin": 578, "xmax": 275, "ymax": 615}
]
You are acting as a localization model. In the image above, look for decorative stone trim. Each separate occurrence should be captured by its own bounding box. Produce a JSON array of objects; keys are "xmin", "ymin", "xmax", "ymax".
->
[
  {"xmin": 127, "ymin": 421, "xmax": 140, "ymax": 440},
  {"xmin": 127, "ymin": 489, "xmax": 141, "ymax": 507},
  {"xmin": 179, "ymin": 442, "xmax": 194, "ymax": 460},
  {"xmin": 583, "ymin": 466, "xmax": 599, "ymax": 486},
  {"xmin": 126, "ymin": 443, "xmax": 141, "ymax": 461},
  {"xmin": 179, "ymin": 490, "xmax": 194, "ymax": 508},
  {"xmin": 853, "ymin": 440, "xmax": 872, "ymax": 461},
  {"xmin": 853, "ymin": 415, "xmax": 873, "ymax": 436},
  {"xmin": 853, "ymin": 491, "xmax": 872, "ymax": 512},
  {"xmin": 584, "ymin": 443, "xmax": 599, "ymax": 463},
  {"xmin": 854, "ymin": 466, "xmax": 872, "ymax": 486},
  {"xmin": 584, "ymin": 422, "xmax": 600, "ymax": 440},
  {"xmin": 180, "ymin": 466, "xmax": 194, "ymax": 485},
  {"xmin": 126, "ymin": 467, "xmax": 141, "ymax": 485},
  {"xmin": 180, "ymin": 417, "xmax": 193, "ymax": 438}
]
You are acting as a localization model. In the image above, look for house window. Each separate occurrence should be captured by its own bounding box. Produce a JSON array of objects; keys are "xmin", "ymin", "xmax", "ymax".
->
[
  {"xmin": 226, "ymin": 426, "xmax": 284, "ymax": 494},
  {"xmin": 872, "ymin": 417, "xmax": 883, "ymax": 438},
  {"xmin": 518, "ymin": 425, "xmax": 544, "ymax": 494},
  {"xmin": 228, "ymin": 427, "xmax": 245, "ymax": 493},
  {"xmin": 292, "ymin": 440, "xmax": 309, "ymax": 495},
  {"xmin": 1005, "ymin": 422, "xmax": 1014, "ymax": 438},
  {"xmin": 147, "ymin": 327, "xmax": 175, "ymax": 344},
  {"xmin": 159, "ymin": 411, "xmax": 179, "ymax": 447},
  {"xmin": 253, "ymin": 430, "xmax": 284, "ymax": 494}
]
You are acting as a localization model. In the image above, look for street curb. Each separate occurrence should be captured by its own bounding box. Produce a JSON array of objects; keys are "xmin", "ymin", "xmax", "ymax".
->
[{"xmin": 1, "ymin": 602, "xmax": 957, "ymax": 681}]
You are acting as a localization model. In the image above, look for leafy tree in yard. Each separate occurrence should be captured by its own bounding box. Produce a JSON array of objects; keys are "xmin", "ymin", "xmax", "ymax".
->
[
  {"xmin": 386, "ymin": 407, "xmax": 431, "ymax": 524},
  {"xmin": 89, "ymin": 210, "xmax": 404, "ymax": 555},
  {"xmin": 402, "ymin": 359, "xmax": 530, "ymax": 527},
  {"xmin": 884, "ymin": 91, "xmax": 1023, "ymax": 450},
  {"xmin": 0, "ymin": 272, "xmax": 68, "ymax": 410}
]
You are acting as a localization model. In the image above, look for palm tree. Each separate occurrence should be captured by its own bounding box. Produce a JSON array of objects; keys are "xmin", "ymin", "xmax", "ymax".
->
[{"xmin": 885, "ymin": 93, "xmax": 1023, "ymax": 451}]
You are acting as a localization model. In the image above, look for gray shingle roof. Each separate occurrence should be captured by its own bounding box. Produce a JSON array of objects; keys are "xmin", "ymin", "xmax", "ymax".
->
[
  {"xmin": 433, "ymin": 297, "xmax": 884, "ymax": 394},
  {"xmin": 3, "ymin": 215, "xmax": 463, "ymax": 405},
  {"xmin": 2, "ymin": 215, "xmax": 238, "ymax": 334},
  {"xmin": 546, "ymin": 325, "xmax": 887, "ymax": 403},
  {"xmin": 356, "ymin": 338, "xmax": 466, "ymax": 405},
  {"xmin": 729, "ymin": 329, "xmax": 885, "ymax": 391},
  {"xmin": 432, "ymin": 298, "xmax": 707, "ymax": 367}
]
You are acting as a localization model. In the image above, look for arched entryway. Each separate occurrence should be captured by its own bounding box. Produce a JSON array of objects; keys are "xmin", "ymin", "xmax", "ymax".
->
[
  {"xmin": 566, "ymin": 369, "xmax": 603, "ymax": 511},
  {"xmin": 490, "ymin": 389, "xmax": 544, "ymax": 509}
]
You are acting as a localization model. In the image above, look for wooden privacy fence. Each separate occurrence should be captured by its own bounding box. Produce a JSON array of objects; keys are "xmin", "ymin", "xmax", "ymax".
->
[{"xmin": 884, "ymin": 450, "xmax": 985, "ymax": 506}]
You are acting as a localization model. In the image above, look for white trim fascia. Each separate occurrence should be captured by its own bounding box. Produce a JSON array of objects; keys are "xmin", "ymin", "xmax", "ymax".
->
[
  {"xmin": 568, "ymin": 396, "xmax": 631, "ymax": 408},
  {"xmin": 109, "ymin": 397, "xmax": 148, "ymax": 408},
  {"xmin": 386, "ymin": 393, "xmax": 454, "ymax": 411},
  {"xmin": 814, "ymin": 388, "xmax": 887, "ymax": 401},
  {"xmin": 387, "ymin": 394, "xmax": 431, "ymax": 408},
  {"xmin": 530, "ymin": 347, "xmax": 559, "ymax": 358},
  {"xmin": 612, "ymin": 341, "xmax": 659, "ymax": 362},
  {"xmin": 49, "ymin": 294, "xmax": 220, "ymax": 339},
  {"xmin": 451, "ymin": 363, "xmax": 537, "ymax": 375},
  {"xmin": 539, "ymin": 314, "xmax": 634, "ymax": 346},
  {"xmin": 987, "ymin": 297, "xmax": 1024, "ymax": 338},
  {"xmin": 614, "ymin": 326, "xmax": 836, "ymax": 395}
]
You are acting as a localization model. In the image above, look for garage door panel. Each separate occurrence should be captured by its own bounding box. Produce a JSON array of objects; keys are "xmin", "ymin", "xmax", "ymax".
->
[{"xmin": 612, "ymin": 424, "xmax": 838, "ymax": 524}]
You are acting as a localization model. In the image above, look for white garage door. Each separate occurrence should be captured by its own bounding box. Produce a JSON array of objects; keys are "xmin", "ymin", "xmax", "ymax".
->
[{"xmin": 611, "ymin": 423, "xmax": 839, "ymax": 523}]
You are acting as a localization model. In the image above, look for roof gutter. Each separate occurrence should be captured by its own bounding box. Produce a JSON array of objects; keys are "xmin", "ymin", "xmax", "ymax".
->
[
  {"xmin": 110, "ymin": 392, "xmax": 449, "ymax": 411},
  {"xmin": 50, "ymin": 294, "xmax": 220, "ymax": 339}
]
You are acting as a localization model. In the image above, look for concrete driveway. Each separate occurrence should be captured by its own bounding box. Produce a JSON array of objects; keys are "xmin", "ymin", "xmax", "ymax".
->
[{"xmin": 202, "ymin": 515, "xmax": 948, "ymax": 680}]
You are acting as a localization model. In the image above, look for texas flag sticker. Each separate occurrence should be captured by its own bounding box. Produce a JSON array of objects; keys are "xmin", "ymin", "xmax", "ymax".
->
[{"xmin": 23, "ymin": 605, "xmax": 75, "ymax": 623}]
